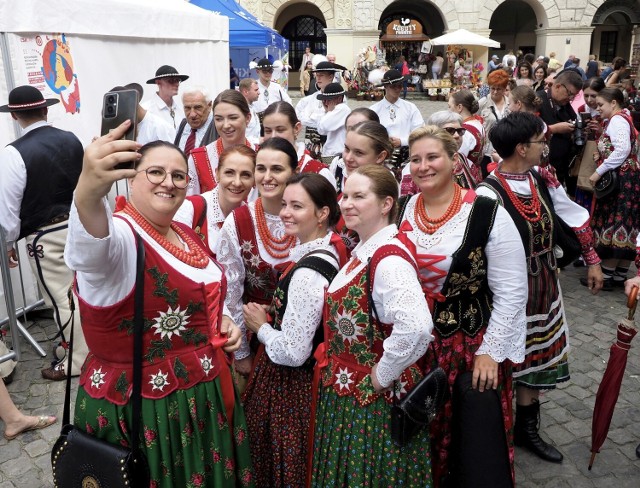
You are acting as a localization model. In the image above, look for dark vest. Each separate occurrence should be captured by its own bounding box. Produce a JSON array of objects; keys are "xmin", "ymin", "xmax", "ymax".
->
[
  {"xmin": 431, "ymin": 196, "xmax": 499, "ymax": 338},
  {"xmin": 174, "ymin": 116, "xmax": 217, "ymax": 149},
  {"xmin": 10, "ymin": 125, "xmax": 83, "ymax": 239}
]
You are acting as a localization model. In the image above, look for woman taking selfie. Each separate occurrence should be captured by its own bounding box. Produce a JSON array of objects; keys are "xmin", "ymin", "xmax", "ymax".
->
[
  {"xmin": 66, "ymin": 124, "xmax": 253, "ymax": 487},
  {"xmin": 262, "ymin": 101, "xmax": 336, "ymax": 187},
  {"xmin": 398, "ymin": 125, "xmax": 527, "ymax": 487},
  {"xmin": 187, "ymin": 89, "xmax": 256, "ymax": 194},
  {"xmin": 175, "ymin": 145, "xmax": 255, "ymax": 253},
  {"xmin": 217, "ymin": 137, "xmax": 300, "ymax": 380},
  {"xmin": 242, "ymin": 173, "xmax": 345, "ymax": 487},
  {"xmin": 310, "ymin": 165, "xmax": 434, "ymax": 487}
]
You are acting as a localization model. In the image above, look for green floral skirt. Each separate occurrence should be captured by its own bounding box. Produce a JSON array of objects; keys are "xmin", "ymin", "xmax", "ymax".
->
[
  {"xmin": 310, "ymin": 385, "xmax": 432, "ymax": 487},
  {"xmin": 74, "ymin": 378, "xmax": 254, "ymax": 488}
]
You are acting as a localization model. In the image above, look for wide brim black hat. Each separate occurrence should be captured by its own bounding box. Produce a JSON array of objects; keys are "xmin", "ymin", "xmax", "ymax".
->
[
  {"xmin": 381, "ymin": 69, "xmax": 404, "ymax": 86},
  {"xmin": 0, "ymin": 85, "xmax": 59, "ymax": 113},
  {"xmin": 313, "ymin": 61, "xmax": 347, "ymax": 73},
  {"xmin": 256, "ymin": 58, "xmax": 274, "ymax": 70},
  {"xmin": 317, "ymin": 83, "xmax": 346, "ymax": 100},
  {"xmin": 146, "ymin": 65, "xmax": 189, "ymax": 84}
]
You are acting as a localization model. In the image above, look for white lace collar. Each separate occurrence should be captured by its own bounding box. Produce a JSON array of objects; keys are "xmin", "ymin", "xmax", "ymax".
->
[
  {"xmin": 203, "ymin": 187, "xmax": 226, "ymax": 225},
  {"xmin": 289, "ymin": 232, "xmax": 336, "ymax": 262},
  {"xmin": 351, "ymin": 224, "xmax": 398, "ymax": 261}
]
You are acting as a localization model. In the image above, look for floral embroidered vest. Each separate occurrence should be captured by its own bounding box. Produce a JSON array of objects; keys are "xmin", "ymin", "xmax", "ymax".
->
[
  {"xmin": 430, "ymin": 196, "xmax": 498, "ymax": 338},
  {"xmin": 321, "ymin": 244, "xmax": 423, "ymax": 406},
  {"xmin": 462, "ymin": 117, "xmax": 484, "ymax": 167},
  {"xmin": 77, "ymin": 220, "xmax": 228, "ymax": 405},
  {"xmin": 597, "ymin": 111, "xmax": 639, "ymax": 172},
  {"xmin": 233, "ymin": 205, "xmax": 281, "ymax": 306},
  {"xmin": 272, "ymin": 255, "xmax": 338, "ymax": 368}
]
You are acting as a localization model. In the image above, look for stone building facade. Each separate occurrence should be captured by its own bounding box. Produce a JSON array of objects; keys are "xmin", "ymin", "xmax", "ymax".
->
[{"xmin": 238, "ymin": 0, "xmax": 639, "ymax": 84}]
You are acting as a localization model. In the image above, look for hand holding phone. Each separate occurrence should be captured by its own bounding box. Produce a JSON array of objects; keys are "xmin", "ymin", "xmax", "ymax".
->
[{"xmin": 100, "ymin": 89, "xmax": 138, "ymax": 169}]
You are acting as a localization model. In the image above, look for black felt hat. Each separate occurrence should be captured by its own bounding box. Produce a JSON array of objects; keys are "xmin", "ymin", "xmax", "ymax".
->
[
  {"xmin": 0, "ymin": 85, "xmax": 59, "ymax": 113},
  {"xmin": 256, "ymin": 58, "xmax": 274, "ymax": 70},
  {"xmin": 381, "ymin": 69, "xmax": 405, "ymax": 85},
  {"xmin": 313, "ymin": 61, "xmax": 347, "ymax": 73},
  {"xmin": 146, "ymin": 65, "xmax": 189, "ymax": 84},
  {"xmin": 317, "ymin": 83, "xmax": 346, "ymax": 100}
]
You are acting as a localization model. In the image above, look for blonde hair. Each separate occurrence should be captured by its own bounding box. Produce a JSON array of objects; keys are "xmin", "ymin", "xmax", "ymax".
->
[{"xmin": 408, "ymin": 125, "xmax": 458, "ymax": 160}]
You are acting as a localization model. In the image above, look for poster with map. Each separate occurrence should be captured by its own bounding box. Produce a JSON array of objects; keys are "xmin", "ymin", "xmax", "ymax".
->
[{"xmin": 16, "ymin": 33, "xmax": 80, "ymax": 114}]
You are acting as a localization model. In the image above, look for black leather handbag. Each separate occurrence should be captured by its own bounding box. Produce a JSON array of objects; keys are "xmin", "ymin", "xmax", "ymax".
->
[
  {"xmin": 594, "ymin": 170, "xmax": 619, "ymax": 199},
  {"xmin": 51, "ymin": 235, "xmax": 150, "ymax": 487},
  {"xmin": 365, "ymin": 256, "xmax": 447, "ymax": 448}
]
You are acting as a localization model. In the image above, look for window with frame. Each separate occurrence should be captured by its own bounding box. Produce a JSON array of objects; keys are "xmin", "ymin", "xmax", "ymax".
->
[{"xmin": 281, "ymin": 16, "xmax": 327, "ymax": 70}]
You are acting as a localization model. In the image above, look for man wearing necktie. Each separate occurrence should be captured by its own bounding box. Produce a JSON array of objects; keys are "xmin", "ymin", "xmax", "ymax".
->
[
  {"xmin": 174, "ymin": 85, "xmax": 215, "ymax": 156},
  {"xmin": 370, "ymin": 70, "xmax": 425, "ymax": 173}
]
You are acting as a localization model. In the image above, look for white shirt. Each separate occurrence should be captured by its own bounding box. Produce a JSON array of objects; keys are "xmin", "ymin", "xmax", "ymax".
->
[
  {"xmin": 246, "ymin": 103, "xmax": 261, "ymax": 145},
  {"xmin": 257, "ymin": 234, "xmax": 340, "ymax": 367},
  {"xmin": 0, "ymin": 120, "xmax": 49, "ymax": 247},
  {"xmin": 175, "ymin": 112, "xmax": 214, "ymax": 153},
  {"xmin": 460, "ymin": 117, "xmax": 485, "ymax": 159},
  {"xmin": 141, "ymin": 92, "xmax": 181, "ymax": 130},
  {"xmin": 502, "ymin": 54, "xmax": 517, "ymax": 70},
  {"xmin": 328, "ymin": 224, "xmax": 434, "ymax": 389},
  {"xmin": 597, "ymin": 113, "xmax": 634, "ymax": 175},
  {"xmin": 370, "ymin": 97, "xmax": 425, "ymax": 146},
  {"xmin": 317, "ymin": 103, "xmax": 351, "ymax": 157},
  {"xmin": 296, "ymin": 142, "xmax": 337, "ymax": 189},
  {"xmin": 478, "ymin": 96, "xmax": 509, "ymax": 157},
  {"xmin": 137, "ymin": 111, "xmax": 176, "ymax": 146},
  {"xmin": 295, "ymin": 92, "xmax": 324, "ymax": 129},
  {"xmin": 400, "ymin": 193, "xmax": 528, "ymax": 363},
  {"xmin": 65, "ymin": 198, "xmax": 228, "ymax": 317},
  {"xmin": 253, "ymin": 80, "xmax": 292, "ymax": 114},
  {"xmin": 329, "ymin": 156, "xmax": 347, "ymax": 191},
  {"xmin": 174, "ymin": 187, "xmax": 231, "ymax": 254},
  {"xmin": 216, "ymin": 201, "xmax": 299, "ymax": 359}
]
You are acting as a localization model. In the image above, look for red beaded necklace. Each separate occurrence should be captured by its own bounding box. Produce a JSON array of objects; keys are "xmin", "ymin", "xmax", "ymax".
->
[
  {"xmin": 254, "ymin": 199, "xmax": 296, "ymax": 259},
  {"xmin": 215, "ymin": 137, "xmax": 252, "ymax": 158},
  {"xmin": 494, "ymin": 170, "xmax": 541, "ymax": 222},
  {"xmin": 414, "ymin": 184, "xmax": 463, "ymax": 234},
  {"xmin": 121, "ymin": 203, "xmax": 210, "ymax": 268}
]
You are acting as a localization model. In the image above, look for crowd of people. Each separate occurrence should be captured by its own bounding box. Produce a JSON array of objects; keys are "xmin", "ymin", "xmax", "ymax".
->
[{"xmin": 0, "ymin": 53, "xmax": 638, "ymax": 487}]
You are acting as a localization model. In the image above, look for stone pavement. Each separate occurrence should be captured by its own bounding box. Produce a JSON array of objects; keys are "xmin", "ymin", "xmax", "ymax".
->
[{"xmin": 1, "ymin": 94, "xmax": 639, "ymax": 487}]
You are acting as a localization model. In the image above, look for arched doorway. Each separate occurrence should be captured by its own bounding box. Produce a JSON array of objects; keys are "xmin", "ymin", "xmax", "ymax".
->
[
  {"xmin": 489, "ymin": 0, "xmax": 540, "ymax": 56},
  {"xmin": 277, "ymin": 4, "xmax": 327, "ymax": 71},
  {"xmin": 591, "ymin": 0, "xmax": 639, "ymax": 63}
]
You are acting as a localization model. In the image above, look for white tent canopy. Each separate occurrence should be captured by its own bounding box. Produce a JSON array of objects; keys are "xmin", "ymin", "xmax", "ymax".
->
[{"xmin": 429, "ymin": 29, "xmax": 500, "ymax": 49}]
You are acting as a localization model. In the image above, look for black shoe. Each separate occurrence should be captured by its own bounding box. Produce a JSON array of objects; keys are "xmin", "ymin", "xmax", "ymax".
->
[
  {"xmin": 514, "ymin": 401, "xmax": 564, "ymax": 463},
  {"xmin": 580, "ymin": 277, "xmax": 614, "ymax": 291},
  {"xmin": 636, "ymin": 442, "xmax": 640, "ymax": 459}
]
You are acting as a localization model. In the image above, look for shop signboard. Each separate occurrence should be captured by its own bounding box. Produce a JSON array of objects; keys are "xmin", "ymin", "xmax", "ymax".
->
[{"xmin": 381, "ymin": 18, "xmax": 429, "ymax": 41}]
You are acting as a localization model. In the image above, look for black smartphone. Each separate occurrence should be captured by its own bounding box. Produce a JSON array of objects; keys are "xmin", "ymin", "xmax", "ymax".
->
[
  {"xmin": 100, "ymin": 89, "xmax": 138, "ymax": 169},
  {"xmin": 579, "ymin": 112, "xmax": 592, "ymax": 122}
]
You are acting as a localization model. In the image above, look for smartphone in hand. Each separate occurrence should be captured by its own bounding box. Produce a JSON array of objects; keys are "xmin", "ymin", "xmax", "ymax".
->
[{"xmin": 100, "ymin": 89, "xmax": 138, "ymax": 169}]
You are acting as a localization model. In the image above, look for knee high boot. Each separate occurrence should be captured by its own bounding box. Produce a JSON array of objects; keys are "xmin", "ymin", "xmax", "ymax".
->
[{"xmin": 514, "ymin": 400, "xmax": 563, "ymax": 463}]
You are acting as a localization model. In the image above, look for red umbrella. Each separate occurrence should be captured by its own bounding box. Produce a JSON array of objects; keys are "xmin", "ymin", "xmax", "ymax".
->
[{"xmin": 589, "ymin": 285, "xmax": 638, "ymax": 470}]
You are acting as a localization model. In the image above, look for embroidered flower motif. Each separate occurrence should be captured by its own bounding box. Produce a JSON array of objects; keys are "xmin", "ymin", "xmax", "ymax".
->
[
  {"xmin": 245, "ymin": 269, "xmax": 265, "ymax": 289},
  {"xmin": 335, "ymin": 311, "xmax": 364, "ymax": 343},
  {"xmin": 152, "ymin": 306, "xmax": 190, "ymax": 339},
  {"xmin": 335, "ymin": 367, "xmax": 354, "ymax": 390},
  {"xmin": 149, "ymin": 369, "xmax": 170, "ymax": 392},
  {"xmin": 240, "ymin": 240, "xmax": 254, "ymax": 253},
  {"xmin": 248, "ymin": 253, "xmax": 262, "ymax": 268},
  {"xmin": 387, "ymin": 379, "xmax": 408, "ymax": 400},
  {"xmin": 338, "ymin": 228, "xmax": 357, "ymax": 250},
  {"xmin": 90, "ymin": 367, "xmax": 106, "ymax": 389},
  {"xmin": 200, "ymin": 354, "xmax": 213, "ymax": 375},
  {"xmin": 26, "ymin": 243, "xmax": 44, "ymax": 259}
]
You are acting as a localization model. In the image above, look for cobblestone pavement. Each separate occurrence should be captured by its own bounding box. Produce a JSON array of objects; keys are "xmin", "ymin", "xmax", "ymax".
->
[{"xmin": 1, "ymin": 94, "xmax": 639, "ymax": 487}]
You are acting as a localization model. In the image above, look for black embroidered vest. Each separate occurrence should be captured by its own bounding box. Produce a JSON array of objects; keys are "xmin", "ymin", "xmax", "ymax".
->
[
  {"xmin": 10, "ymin": 125, "xmax": 83, "ymax": 239},
  {"xmin": 431, "ymin": 196, "xmax": 499, "ymax": 338}
]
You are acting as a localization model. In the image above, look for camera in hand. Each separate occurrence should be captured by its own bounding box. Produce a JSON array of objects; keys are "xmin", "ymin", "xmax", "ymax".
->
[{"xmin": 573, "ymin": 114, "xmax": 586, "ymax": 147}]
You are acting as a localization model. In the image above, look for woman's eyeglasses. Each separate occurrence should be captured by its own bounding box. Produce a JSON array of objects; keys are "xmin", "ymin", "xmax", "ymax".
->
[
  {"xmin": 443, "ymin": 127, "xmax": 467, "ymax": 136},
  {"xmin": 138, "ymin": 166, "xmax": 190, "ymax": 189}
]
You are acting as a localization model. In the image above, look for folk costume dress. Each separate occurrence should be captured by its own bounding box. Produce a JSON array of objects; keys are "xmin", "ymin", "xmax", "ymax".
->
[
  {"xmin": 217, "ymin": 199, "xmax": 298, "ymax": 361},
  {"xmin": 398, "ymin": 189, "xmax": 527, "ymax": 486},
  {"xmin": 478, "ymin": 167, "xmax": 601, "ymax": 389},
  {"xmin": 174, "ymin": 186, "xmax": 236, "ymax": 254},
  {"xmin": 590, "ymin": 110, "xmax": 640, "ymax": 261},
  {"xmin": 65, "ymin": 200, "xmax": 254, "ymax": 488},
  {"xmin": 461, "ymin": 115, "xmax": 485, "ymax": 172},
  {"xmin": 243, "ymin": 234, "xmax": 343, "ymax": 487},
  {"xmin": 310, "ymin": 225, "xmax": 434, "ymax": 487},
  {"xmin": 400, "ymin": 150, "xmax": 480, "ymax": 196},
  {"xmin": 296, "ymin": 141, "xmax": 337, "ymax": 189}
]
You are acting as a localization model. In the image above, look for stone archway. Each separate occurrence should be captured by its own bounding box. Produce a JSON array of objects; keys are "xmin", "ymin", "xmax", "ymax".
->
[
  {"xmin": 376, "ymin": 0, "xmax": 458, "ymax": 32},
  {"xmin": 589, "ymin": 0, "xmax": 639, "ymax": 62},
  {"xmin": 478, "ymin": 0, "xmax": 553, "ymax": 30},
  {"xmin": 265, "ymin": 0, "xmax": 334, "ymax": 30}
]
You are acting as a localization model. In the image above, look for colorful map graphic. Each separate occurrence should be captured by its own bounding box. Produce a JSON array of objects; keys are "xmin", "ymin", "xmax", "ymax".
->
[{"xmin": 41, "ymin": 35, "xmax": 80, "ymax": 114}]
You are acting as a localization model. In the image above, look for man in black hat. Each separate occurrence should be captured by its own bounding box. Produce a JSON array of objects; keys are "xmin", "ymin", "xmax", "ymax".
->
[
  {"xmin": 316, "ymin": 82, "xmax": 351, "ymax": 164},
  {"xmin": 143, "ymin": 65, "xmax": 189, "ymax": 130},
  {"xmin": 253, "ymin": 58, "xmax": 291, "ymax": 120},
  {"xmin": 371, "ymin": 69, "xmax": 425, "ymax": 170},
  {"xmin": 0, "ymin": 85, "xmax": 87, "ymax": 381},
  {"xmin": 296, "ymin": 61, "xmax": 346, "ymax": 159}
]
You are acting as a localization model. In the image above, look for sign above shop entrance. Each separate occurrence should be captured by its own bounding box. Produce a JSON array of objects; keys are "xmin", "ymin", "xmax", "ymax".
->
[{"xmin": 381, "ymin": 18, "xmax": 430, "ymax": 41}]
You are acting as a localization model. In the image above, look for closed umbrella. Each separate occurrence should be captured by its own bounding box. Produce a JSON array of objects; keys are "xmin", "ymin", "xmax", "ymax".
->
[{"xmin": 588, "ymin": 285, "xmax": 638, "ymax": 469}]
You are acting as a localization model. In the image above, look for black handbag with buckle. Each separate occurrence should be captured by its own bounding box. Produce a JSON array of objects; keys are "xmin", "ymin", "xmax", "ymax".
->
[
  {"xmin": 594, "ymin": 169, "xmax": 619, "ymax": 199},
  {"xmin": 365, "ymin": 255, "xmax": 447, "ymax": 448},
  {"xmin": 51, "ymin": 234, "xmax": 150, "ymax": 487}
]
